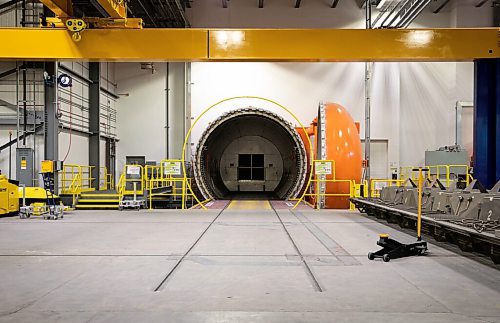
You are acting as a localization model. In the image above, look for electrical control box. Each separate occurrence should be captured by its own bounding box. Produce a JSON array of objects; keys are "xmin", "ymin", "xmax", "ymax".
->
[
  {"xmin": 41, "ymin": 160, "xmax": 63, "ymax": 173},
  {"xmin": 16, "ymin": 148, "xmax": 33, "ymax": 187}
]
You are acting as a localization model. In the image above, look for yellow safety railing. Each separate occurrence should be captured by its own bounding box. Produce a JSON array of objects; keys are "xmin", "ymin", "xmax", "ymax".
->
[
  {"xmin": 60, "ymin": 164, "xmax": 95, "ymax": 195},
  {"xmin": 148, "ymin": 177, "xmax": 196, "ymax": 210},
  {"xmin": 400, "ymin": 164, "xmax": 472, "ymax": 188},
  {"xmin": 68, "ymin": 172, "xmax": 81, "ymax": 206},
  {"xmin": 118, "ymin": 164, "xmax": 145, "ymax": 195},
  {"xmin": 312, "ymin": 179, "xmax": 356, "ymax": 210},
  {"xmin": 293, "ymin": 159, "xmax": 362, "ymax": 210},
  {"xmin": 297, "ymin": 178, "xmax": 356, "ymax": 210},
  {"xmin": 117, "ymin": 172, "xmax": 126, "ymax": 202},
  {"xmin": 355, "ymin": 180, "xmax": 369, "ymax": 198},
  {"xmin": 144, "ymin": 159, "xmax": 205, "ymax": 210},
  {"xmin": 370, "ymin": 179, "xmax": 405, "ymax": 198},
  {"xmin": 99, "ymin": 166, "xmax": 114, "ymax": 191}
]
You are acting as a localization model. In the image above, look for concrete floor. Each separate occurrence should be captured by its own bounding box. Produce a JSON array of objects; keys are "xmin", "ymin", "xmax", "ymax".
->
[{"xmin": 0, "ymin": 205, "xmax": 500, "ymax": 322}]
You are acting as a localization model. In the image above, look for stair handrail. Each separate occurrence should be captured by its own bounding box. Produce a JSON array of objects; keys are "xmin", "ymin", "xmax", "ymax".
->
[
  {"xmin": 68, "ymin": 172, "xmax": 82, "ymax": 207},
  {"xmin": 117, "ymin": 172, "xmax": 126, "ymax": 202}
]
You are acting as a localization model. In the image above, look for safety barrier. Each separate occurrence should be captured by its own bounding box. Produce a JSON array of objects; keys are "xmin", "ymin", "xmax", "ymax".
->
[
  {"xmin": 99, "ymin": 166, "xmax": 114, "ymax": 191},
  {"xmin": 147, "ymin": 177, "xmax": 196, "ymax": 210},
  {"xmin": 114, "ymin": 161, "xmax": 205, "ymax": 210},
  {"xmin": 119, "ymin": 164, "xmax": 145, "ymax": 195},
  {"xmin": 355, "ymin": 180, "xmax": 369, "ymax": 198},
  {"xmin": 293, "ymin": 159, "xmax": 366, "ymax": 210},
  {"xmin": 60, "ymin": 164, "xmax": 95, "ymax": 195},
  {"xmin": 400, "ymin": 164, "xmax": 472, "ymax": 188},
  {"xmin": 370, "ymin": 179, "xmax": 405, "ymax": 198},
  {"xmin": 310, "ymin": 179, "xmax": 355, "ymax": 210}
]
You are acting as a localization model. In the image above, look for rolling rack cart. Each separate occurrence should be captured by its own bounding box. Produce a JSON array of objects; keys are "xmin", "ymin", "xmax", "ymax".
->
[
  {"xmin": 368, "ymin": 167, "xmax": 428, "ymax": 262},
  {"xmin": 41, "ymin": 160, "xmax": 64, "ymax": 220}
]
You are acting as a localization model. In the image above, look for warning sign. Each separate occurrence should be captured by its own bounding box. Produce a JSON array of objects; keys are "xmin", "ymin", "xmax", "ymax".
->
[
  {"xmin": 126, "ymin": 165, "xmax": 141, "ymax": 175},
  {"xmin": 20, "ymin": 159, "xmax": 27, "ymax": 170},
  {"xmin": 163, "ymin": 161, "xmax": 181, "ymax": 176},
  {"xmin": 315, "ymin": 161, "xmax": 332, "ymax": 175}
]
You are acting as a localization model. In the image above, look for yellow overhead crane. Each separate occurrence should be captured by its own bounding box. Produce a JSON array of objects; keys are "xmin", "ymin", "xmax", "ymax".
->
[
  {"xmin": 0, "ymin": 0, "xmax": 498, "ymax": 60},
  {"xmin": 0, "ymin": 27, "xmax": 498, "ymax": 61}
]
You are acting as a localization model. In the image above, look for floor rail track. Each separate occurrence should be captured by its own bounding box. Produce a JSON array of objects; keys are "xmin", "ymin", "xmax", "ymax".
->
[
  {"xmin": 269, "ymin": 201, "xmax": 323, "ymax": 292},
  {"xmin": 153, "ymin": 201, "xmax": 231, "ymax": 292}
]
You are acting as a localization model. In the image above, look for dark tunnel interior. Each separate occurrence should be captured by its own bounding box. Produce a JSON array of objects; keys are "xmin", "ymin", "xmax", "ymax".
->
[{"xmin": 195, "ymin": 110, "xmax": 306, "ymax": 200}]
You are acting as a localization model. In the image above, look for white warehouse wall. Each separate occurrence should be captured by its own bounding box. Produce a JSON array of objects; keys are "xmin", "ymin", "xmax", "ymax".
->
[{"xmin": 115, "ymin": 63, "xmax": 167, "ymax": 172}]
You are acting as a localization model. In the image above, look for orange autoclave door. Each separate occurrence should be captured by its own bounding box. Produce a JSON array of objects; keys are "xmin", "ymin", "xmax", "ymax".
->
[{"xmin": 296, "ymin": 103, "xmax": 362, "ymax": 209}]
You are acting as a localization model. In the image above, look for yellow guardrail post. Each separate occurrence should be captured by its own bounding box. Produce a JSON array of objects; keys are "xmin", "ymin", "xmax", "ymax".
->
[{"xmin": 181, "ymin": 178, "xmax": 186, "ymax": 210}]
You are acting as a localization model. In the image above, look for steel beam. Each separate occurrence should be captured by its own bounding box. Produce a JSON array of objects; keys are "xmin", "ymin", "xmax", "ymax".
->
[
  {"xmin": 0, "ymin": 28, "xmax": 499, "ymax": 61},
  {"xmin": 89, "ymin": 62, "xmax": 100, "ymax": 190},
  {"xmin": 105, "ymin": 138, "xmax": 116, "ymax": 189},
  {"xmin": 473, "ymin": 59, "xmax": 500, "ymax": 189},
  {"xmin": 209, "ymin": 29, "xmax": 500, "ymax": 61},
  {"xmin": 0, "ymin": 29, "xmax": 207, "ymax": 61},
  {"xmin": 44, "ymin": 62, "xmax": 59, "ymax": 190}
]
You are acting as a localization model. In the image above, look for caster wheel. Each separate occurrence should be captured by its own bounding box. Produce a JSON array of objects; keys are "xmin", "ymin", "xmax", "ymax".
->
[
  {"xmin": 368, "ymin": 252, "xmax": 375, "ymax": 260},
  {"xmin": 382, "ymin": 254, "xmax": 390, "ymax": 262}
]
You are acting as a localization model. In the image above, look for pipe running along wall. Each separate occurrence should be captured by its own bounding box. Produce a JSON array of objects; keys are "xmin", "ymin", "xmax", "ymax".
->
[{"xmin": 194, "ymin": 108, "xmax": 307, "ymax": 200}]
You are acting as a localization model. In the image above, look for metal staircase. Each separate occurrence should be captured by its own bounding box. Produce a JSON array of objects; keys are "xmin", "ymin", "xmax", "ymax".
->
[{"xmin": 75, "ymin": 190, "xmax": 120, "ymax": 210}]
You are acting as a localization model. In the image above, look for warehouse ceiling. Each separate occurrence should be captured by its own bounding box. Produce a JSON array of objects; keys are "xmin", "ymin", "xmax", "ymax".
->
[
  {"xmin": 66, "ymin": 0, "xmax": 191, "ymax": 27},
  {"xmin": 127, "ymin": 0, "xmax": 190, "ymax": 27}
]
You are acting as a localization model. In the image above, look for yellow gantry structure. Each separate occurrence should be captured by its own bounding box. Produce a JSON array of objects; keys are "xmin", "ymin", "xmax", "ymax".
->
[{"xmin": 0, "ymin": 28, "xmax": 498, "ymax": 61}]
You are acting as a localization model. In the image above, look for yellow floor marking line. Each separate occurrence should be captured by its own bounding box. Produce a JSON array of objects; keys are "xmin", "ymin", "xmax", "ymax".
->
[{"xmin": 227, "ymin": 200, "xmax": 272, "ymax": 210}]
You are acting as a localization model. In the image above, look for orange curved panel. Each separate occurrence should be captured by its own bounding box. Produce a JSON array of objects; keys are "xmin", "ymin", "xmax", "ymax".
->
[{"xmin": 323, "ymin": 103, "xmax": 362, "ymax": 208}]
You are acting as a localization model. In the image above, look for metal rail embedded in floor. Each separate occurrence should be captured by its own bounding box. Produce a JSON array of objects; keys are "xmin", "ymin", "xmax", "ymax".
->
[
  {"xmin": 153, "ymin": 201, "xmax": 231, "ymax": 292},
  {"xmin": 269, "ymin": 202, "xmax": 323, "ymax": 292}
]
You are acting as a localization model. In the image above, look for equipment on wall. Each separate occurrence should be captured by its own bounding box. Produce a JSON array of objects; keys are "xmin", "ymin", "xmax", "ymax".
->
[
  {"xmin": 16, "ymin": 148, "xmax": 34, "ymax": 187},
  {"xmin": 57, "ymin": 73, "xmax": 73, "ymax": 87}
]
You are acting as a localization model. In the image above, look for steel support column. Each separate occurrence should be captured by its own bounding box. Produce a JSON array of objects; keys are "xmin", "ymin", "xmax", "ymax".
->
[
  {"xmin": 364, "ymin": 0, "xmax": 372, "ymax": 184},
  {"xmin": 167, "ymin": 62, "xmax": 190, "ymax": 160},
  {"xmin": 105, "ymin": 138, "xmax": 116, "ymax": 188},
  {"xmin": 473, "ymin": 59, "xmax": 500, "ymax": 189},
  {"xmin": 89, "ymin": 62, "xmax": 100, "ymax": 189},
  {"xmin": 44, "ymin": 62, "xmax": 58, "ymax": 190}
]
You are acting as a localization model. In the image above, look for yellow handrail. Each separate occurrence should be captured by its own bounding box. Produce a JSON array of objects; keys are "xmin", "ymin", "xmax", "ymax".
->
[
  {"xmin": 117, "ymin": 172, "xmax": 126, "ymax": 202},
  {"xmin": 148, "ymin": 177, "xmax": 196, "ymax": 210},
  {"xmin": 68, "ymin": 173, "xmax": 81, "ymax": 206},
  {"xmin": 60, "ymin": 164, "xmax": 95, "ymax": 195},
  {"xmin": 400, "ymin": 164, "xmax": 472, "ymax": 188},
  {"xmin": 370, "ymin": 179, "xmax": 405, "ymax": 198},
  {"xmin": 297, "ymin": 178, "xmax": 356, "ymax": 210},
  {"xmin": 99, "ymin": 166, "xmax": 114, "ymax": 191}
]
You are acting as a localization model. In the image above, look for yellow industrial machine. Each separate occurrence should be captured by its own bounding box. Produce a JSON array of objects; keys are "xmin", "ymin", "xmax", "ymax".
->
[{"xmin": 0, "ymin": 174, "xmax": 19, "ymax": 216}]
